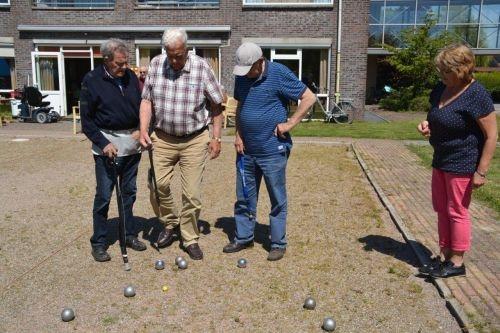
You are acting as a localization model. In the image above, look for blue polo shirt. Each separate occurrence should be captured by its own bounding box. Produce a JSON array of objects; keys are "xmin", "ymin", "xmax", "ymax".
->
[
  {"xmin": 234, "ymin": 60, "xmax": 307, "ymax": 157},
  {"xmin": 427, "ymin": 81, "xmax": 494, "ymax": 174}
]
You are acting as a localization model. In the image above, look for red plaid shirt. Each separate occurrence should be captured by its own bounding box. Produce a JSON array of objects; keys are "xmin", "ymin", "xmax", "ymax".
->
[{"xmin": 142, "ymin": 53, "xmax": 223, "ymax": 136}]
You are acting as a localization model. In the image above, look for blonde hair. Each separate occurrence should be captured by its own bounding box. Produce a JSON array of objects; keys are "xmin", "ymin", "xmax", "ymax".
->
[{"xmin": 435, "ymin": 44, "xmax": 475, "ymax": 83}]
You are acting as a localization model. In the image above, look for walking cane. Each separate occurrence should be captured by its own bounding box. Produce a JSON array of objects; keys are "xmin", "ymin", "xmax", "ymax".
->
[
  {"xmin": 147, "ymin": 144, "xmax": 162, "ymax": 251},
  {"xmin": 112, "ymin": 158, "xmax": 131, "ymax": 271}
]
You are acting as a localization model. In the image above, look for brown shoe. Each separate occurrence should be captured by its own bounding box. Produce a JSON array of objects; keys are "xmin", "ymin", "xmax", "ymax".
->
[
  {"xmin": 157, "ymin": 227, "xmax": 177, "ymax": 248},
  {"xmin": 267, "ymin": 248, "xmax": 286, "ymax": 261},
  {"xmin": 186, "ymin": 243, "xmax": 203, "ymax": 260}
]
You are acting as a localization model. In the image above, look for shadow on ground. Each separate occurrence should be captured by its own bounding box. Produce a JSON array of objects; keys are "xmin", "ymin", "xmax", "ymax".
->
[
  {"xmin": 215, "ymin": 217, "xmax": 271, "ymax": 251},
  {"xmin": 106, "ymin": 217, "xmax": 212, "ymax": 248},
  {"xmin": 358, "ymin": 234, "xmax": 433, "ymax": 268}
]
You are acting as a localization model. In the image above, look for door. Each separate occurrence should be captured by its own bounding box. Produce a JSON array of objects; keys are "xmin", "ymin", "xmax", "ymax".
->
[
  {"xmin": 31, "ymin": 51, "xmax": 66, "ymax": 116},
  {"xmin": 271, "ymin": 49, "xmax": 302, "ymax": 113}
]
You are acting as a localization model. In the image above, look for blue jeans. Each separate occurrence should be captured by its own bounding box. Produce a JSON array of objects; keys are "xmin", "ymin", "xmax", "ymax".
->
[
  {"xmin": 234, "ymin": 150, "xmax": 289, "ymax": 249},
  {"xmin": 90, "ymin": 153, "xmax": 141, "ymax": 247}
]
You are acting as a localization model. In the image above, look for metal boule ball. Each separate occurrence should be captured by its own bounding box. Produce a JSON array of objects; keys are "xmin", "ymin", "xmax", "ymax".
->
[
  {"xmin": 155, "ymin": 259, "xmax": 165, "ymax": 270},
  {"xmin": 124, "ymin": 285, "xmax": 136, "ymax": 297},
  {"xmin": 237, "ymin": 258, "xmax": 247, "ymax": 268},
  {"xmin": 303, "ymin": 297, "xmax": 316, "ymax": 310},
  {"xmin": 175, "ymin": 256, "xmax": 184, "ymax": 265},
  {"xmin": 177, "ymin": 259, "xmax": 188, "ymax": 270},
  {"xmin": 322, "ymin": 317, "xmax": 336, "ymax": 332},
  {"xmin": 61, "ymin": 308, "xmax": 75, "ymax": 322}
]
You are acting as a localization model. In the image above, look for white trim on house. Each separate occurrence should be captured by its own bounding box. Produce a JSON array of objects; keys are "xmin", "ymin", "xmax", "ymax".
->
[
  {"xmin": 242, "ymin": 38, "xmax": 332, "ymax": 48},
  {"xmin": 242, "ymin": 0, "xmax": 332, "ymax": 7},
  {"xmin": 0, "ymin": 0, "xmax": 10, "ymax": 6},
  {"xmin": 135, "ymin": 39, "xmax": 223, "ymax": 46},
  {"xmin": 33, "ymin": 39, "xmax": 107, "ymax": 45},
  {"xmin": 19, "ymin": 25, "xmax": 231, "ymax": 32}
]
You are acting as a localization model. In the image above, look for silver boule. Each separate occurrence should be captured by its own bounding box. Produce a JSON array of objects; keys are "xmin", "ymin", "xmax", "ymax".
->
[
  {"xmin": 61, "ymin": 308, "xmax": 75, "ymax": 322},
  {"xmin": 322, "ymin": 317, "xmax": 336, "ymax": 332},
  {"xmin": 237, "ymin": 258, "xmax": 247, "ymax": 268},
  {"xmin": 177, "ymin": 259, "xmax": 188, "ymax": 270},
  {"xmin": 175, "ymin": 256, "xmax": 184, "ymax": 265},
  {"xmin": 303, "ymin": 297, "xmax": 316, "ymax": 310},
  {"xmin": 155, "ymin": 259, "xmax": 165, "ymax": 270},
  {"xmin": 124, "ymin": 285, "xmax": 136, "ymax": 297}
]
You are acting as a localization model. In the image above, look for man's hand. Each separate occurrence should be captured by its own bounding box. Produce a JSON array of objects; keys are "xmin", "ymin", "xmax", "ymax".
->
[
  {"xmin": 274, "ymin": 121, "xmax": 294, "ymax": 139},
  {"xmin": 417, "ymin": 120, "xmax": 431, "ymax": 137},
  {"xmin": 208, "ymin": 139, "xmax": 221, "ymax": 159},
  {"xmin": 139, "ymin": 130, "xmax": 153, "ymax": 150},
  {"xmin": 234, "ymin": 132, "xmax": 245, "ymax": 154},
  {"xmin": 102, "ymin": 143, "xmax": 118, "ymax": 159}
]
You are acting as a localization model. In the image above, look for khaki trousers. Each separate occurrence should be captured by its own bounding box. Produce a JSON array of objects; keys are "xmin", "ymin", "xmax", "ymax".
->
[{"xmin": 150, "ymin": 129, "xmax": 209, "ymax": 246}]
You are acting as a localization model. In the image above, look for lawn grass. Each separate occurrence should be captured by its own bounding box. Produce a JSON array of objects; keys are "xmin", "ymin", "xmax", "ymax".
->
[
  {"xmin": 226, "ymin": 120, "xmax": 426, "ymax": 140},
  {"xmin": 290, "ymin": 120, "xmax": 425, "ymax": 140},
  {"xmin": 0, "ymin": 104, "xmax": 12, "ymax": 120},
  {"xmin": 408, "ymin": 144, "xmax": 500, "ymax": 217}
]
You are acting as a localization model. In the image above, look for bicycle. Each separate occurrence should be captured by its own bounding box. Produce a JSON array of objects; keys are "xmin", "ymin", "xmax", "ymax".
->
[{"xmin": 305, "ymin": 83, "xmax": 356, "ymax": 124}]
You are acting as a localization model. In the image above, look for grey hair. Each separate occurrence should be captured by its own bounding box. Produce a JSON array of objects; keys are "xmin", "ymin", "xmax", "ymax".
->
[
  {"xmin": 162, "ymin": 28, "xmax": 188, "ymax": 49},
  {"xmin": 100, "ymin": 38, "xmax": 128, "ymax": 61}
]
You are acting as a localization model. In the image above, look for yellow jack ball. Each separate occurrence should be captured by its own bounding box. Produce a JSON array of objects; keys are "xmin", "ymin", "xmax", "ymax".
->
[{"xmin": 162, "ymin": 285, "xmax": 169, "ymax": 292}]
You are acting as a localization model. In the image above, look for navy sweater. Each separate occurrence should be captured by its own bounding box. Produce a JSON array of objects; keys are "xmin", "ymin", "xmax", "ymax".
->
[{"xmin": 80, "ymin": 65, "xmax": 141, "ymax": 150}]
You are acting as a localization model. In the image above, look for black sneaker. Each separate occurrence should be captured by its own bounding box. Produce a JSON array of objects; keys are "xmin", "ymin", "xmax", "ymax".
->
[
  {"xmin": 430, "ymin": 261, "xmax": 466, "ymax": 278},
  {"xmin": 91, "ymin": 246, "xmax": 111, "ymax": 262},
  {"xmin": 418, "ymin": 256, "xmax": 443, "ymax": 275},
  {"xmin": 222, "ymin": 241, "xmax": 254, "ymax": 253},
  {"xmin": 126, "ymin": 237, "xmax": 147, "ymax": 251}
]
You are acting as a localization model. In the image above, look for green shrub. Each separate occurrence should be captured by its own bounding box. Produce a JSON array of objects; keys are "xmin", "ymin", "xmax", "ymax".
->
[
  {"xmin": 408, "ymin": 94, "xmax": 431, "ymax": 112},
  {"xmin": 379, "ymin": 87, "xmax": 415, "ymax": 111},
  {"xmin": 475, "ymin": 72, "xmax": 500, "ymax": 103}
]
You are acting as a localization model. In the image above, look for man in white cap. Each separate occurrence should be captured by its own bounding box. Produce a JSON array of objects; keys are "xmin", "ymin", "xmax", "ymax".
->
[{"xmin": 222, "ymin": 42, "xmax": 316, "ymax": 261}]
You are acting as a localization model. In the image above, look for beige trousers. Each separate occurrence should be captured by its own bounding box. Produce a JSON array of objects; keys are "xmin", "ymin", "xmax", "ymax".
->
[{"xmin": 149, "ymin": 129, "xmax": 209, "ymax": 246}]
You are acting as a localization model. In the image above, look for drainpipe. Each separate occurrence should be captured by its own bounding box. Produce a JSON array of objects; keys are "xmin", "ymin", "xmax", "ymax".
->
[{"xmin": 335, "ymin": 0, "xmax": 342, "ymax": 104}]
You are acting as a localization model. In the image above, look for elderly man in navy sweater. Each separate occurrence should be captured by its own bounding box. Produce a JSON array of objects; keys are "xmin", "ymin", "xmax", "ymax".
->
[{"xmin": 80, "ymin": 38, "xmax": 146, "ymax": 262}]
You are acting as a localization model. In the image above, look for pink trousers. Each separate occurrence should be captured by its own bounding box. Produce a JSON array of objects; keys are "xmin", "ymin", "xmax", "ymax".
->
[{"xmin": 431, "ymin": 168, "xmax": 473, "ymax": 252}]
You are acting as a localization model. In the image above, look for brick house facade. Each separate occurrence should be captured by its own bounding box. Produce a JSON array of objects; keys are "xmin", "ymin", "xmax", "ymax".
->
[{"xmin": 0, "ymin": 0, "xmax": 370, "ymax": 116}]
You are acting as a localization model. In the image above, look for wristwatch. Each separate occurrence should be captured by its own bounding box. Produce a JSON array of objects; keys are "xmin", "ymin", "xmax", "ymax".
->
[{"xmin": 212, "ymin": 137, "xmax": 222, "ymax": 143}]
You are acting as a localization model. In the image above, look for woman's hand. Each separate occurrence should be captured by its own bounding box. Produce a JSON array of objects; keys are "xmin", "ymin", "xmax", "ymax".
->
[
  {"xmin": 417, "ymin": 120, "xmax": 431, "ymax": 137},
  {"xmin": 472, "ymin": 172, "xmax": 486, "ymax": 189}
]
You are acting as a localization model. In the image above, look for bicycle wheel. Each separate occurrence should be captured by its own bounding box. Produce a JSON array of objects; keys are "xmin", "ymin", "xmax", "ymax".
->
[
  {"xmin": 226, "ymin": 115, "xmax": 236, "ymax": 127},
  {"xmin": 333, "ymin": 101, "xmax": 355, "ymax": 124}
]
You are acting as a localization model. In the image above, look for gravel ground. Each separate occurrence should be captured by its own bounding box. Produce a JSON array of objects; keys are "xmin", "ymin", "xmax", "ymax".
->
[{"xmin": 0, "ymin": 135, "xmax": 461, "ymax": 332}]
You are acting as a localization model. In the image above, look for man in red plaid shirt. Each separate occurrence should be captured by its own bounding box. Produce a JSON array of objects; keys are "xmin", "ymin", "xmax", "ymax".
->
[{"xmin": 139, "ymin": 28, "xmax": 223, "ymax": 260}]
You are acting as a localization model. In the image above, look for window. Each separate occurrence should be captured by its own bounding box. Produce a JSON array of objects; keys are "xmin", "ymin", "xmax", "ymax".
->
[
  {"xmin": 384, "ymin": 0, "xmax": 416, "ymax": 24},
  {"xmin": 416, "ymin": 0, "xmax": 447, "ymax": 24},
  {"xmin": 137, "ymin": 0, "xmax": 219, "ymax": 7},
  {"xmin": 138, "ymin": 47, "xmax": 162, "ymax": 67},
  {"xmin": 0, "ymin": 0, "xmax": 10, "ymax": 6},
  {"xmin": 0, "ymin": 58, "xmax": 15, "ymax": 91},
  {"xmin": 32, "ymin": 0, "xmax": 115, "ymax": 8},
  {"xmin": 369, "ymin": 0, "xmax": 500, "ymax": 49},
  {"xmin": 195, "ymin": 48, "xmax": 219, "ymax": 80},
  {"xmin": 481, "ymin": 0, "xmax": 500, "ymax": 25},
  {"xmin": 478, "ymin": 26, "xmax": 500, "ymax": 48},
  {"xmin": 242, "ymin": 0, "xmax": 332, "ymax": 6},
  {"xmin": 448, "ymin": 0, "xmax": 480, "ymax": 24}
]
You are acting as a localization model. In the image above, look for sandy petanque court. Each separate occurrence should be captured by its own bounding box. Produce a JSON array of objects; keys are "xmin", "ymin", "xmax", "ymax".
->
[{"xmin": 0, "ymin": 135, "xmax": 460, "ymax": 332}]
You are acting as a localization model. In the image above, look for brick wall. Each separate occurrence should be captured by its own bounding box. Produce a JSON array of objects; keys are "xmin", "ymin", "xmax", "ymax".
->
[{"xmin": 10, "ymin": 0, "xmax": 369, "ymax": 109}]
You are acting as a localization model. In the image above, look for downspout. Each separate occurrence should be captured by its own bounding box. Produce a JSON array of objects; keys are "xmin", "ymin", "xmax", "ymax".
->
[{"xmin": 335, "ymin": 0, "xmax": 342, "ymax": 104}]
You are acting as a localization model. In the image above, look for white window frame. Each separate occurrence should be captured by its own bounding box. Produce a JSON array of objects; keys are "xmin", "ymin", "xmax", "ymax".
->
[
  {"xmin": 242, "ymin": 0, "xmax": 332, "ymax": 7},
  {"xmin": 0, "ymin": 0, "xmax": 10, "ymax": 6}
]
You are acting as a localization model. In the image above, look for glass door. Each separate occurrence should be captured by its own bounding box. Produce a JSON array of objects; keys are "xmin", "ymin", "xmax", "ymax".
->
[
  {"xmin": 271, "ymin": 49, "xmax": 302, "ymax": 114},
  {"xmin": 31, "ymin": 51, "xmax": 66, "ymax": 116}
]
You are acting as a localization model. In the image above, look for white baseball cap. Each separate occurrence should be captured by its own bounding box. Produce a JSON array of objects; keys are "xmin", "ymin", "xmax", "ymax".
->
[{"xmin": 233, "ymin": 42, "xmax": 263, "ymax": 76}]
